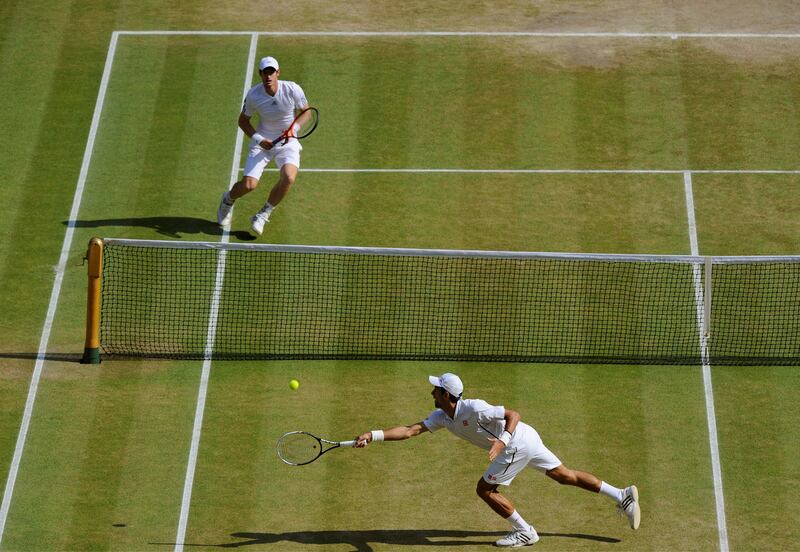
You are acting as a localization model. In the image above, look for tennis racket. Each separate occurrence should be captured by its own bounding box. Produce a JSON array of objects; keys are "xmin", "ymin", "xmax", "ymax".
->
[
  {"xmin": 271, "ymin": 106, "xmax": 319, "ymax": 147},
  {"xmin": 276, "ymin": 431, "xmax": 356, "ymax": 466}
]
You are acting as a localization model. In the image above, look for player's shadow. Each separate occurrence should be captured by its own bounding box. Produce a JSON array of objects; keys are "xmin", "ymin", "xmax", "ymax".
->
[
  {"xmin": 65, "ymin": 217, "xmax": 255, "ymax": 240},
  {"xmin": 162, "ymin": 529, "xmax": 620, "ymax": 551}
]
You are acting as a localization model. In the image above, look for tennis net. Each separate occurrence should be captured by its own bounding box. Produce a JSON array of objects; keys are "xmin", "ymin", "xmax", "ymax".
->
[{"xmin": 86, "ymin": 238, "xmax": 800, "ymax": 365}]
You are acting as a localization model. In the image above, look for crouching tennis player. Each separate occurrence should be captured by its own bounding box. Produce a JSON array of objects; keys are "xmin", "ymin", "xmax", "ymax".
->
[{"xmin": 355, "ymin": 373, "xmax": 640, "ymax": 548}]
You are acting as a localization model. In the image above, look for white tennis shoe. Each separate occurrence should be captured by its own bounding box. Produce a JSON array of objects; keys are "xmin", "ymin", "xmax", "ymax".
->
[
  {"xmin": 495, "ymin": 528, "xmax": 539, "ymax": 547},
  {"xmin": 217, "ymin": 193, "xmax": 234, "ymax": 227},
  {"xmin": 250, "ymin": 211, "xmax": 270, "ymax": 236},
  {"xmin": 617, "ymin": 485, "xmax": 641, "ymax": 530}
]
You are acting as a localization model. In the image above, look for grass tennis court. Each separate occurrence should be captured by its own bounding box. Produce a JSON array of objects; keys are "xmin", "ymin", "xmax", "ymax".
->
[{"xmin": 2, "ymin": 2, "xmax": 800, "ymax": 551}]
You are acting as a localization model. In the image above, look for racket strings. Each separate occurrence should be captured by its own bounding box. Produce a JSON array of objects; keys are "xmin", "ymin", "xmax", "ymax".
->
[
  {"xmin": 277, "ymin": 432, "xmax": 320, "ymax": 465},
  {"xmin": 296, "ymin": 108, "xmax": 319, "ymax": 138}
]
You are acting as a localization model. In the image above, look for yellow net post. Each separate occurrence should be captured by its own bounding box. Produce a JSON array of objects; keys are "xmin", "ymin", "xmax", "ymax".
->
[{"xmin": 81, "ymin": 237, "xmax": 103, "ymax": 364}]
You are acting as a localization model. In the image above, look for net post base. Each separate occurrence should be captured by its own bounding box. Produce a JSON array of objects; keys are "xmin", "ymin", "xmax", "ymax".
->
[{"xmin": 80, "ymin": 347, "xmax": 101, "ymax": 364}]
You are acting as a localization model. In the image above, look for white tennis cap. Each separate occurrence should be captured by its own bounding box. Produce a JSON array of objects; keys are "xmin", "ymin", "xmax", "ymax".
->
[
  {"xmin": 429, "ymin": 373, "xmax": 463, "ymax": 397},
  {"xmin": 259, "ymin": 56, "xmax": 279, "ymax": 71}
]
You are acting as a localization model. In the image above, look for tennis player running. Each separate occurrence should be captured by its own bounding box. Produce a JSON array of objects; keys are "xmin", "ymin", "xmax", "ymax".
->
[
  {"xmin": 217, "ymin": 56, "xmax": 310, "ymax": 236},
  {"xmin": 355, "ymin": 373, "xmax": 640, "ymax": 548}
]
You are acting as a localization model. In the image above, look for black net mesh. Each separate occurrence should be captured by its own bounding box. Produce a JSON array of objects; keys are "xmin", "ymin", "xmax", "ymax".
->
[{"xmin": 98, "ymin": 241, "xmax": 799, "ymax": 365}]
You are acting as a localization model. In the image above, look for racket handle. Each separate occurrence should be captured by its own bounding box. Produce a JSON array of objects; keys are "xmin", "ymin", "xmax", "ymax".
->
[{"xmin": 340, "ymin": 439, "xmax": 357, "ymax": 447}]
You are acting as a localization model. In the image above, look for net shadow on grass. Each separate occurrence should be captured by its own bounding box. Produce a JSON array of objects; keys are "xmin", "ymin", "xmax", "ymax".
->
[
  {"xmin": 0, "ymin": 352, "xmax": 83, "ymax": 362},
  {"xmin": 155, "ymin": 529, "xmax": 620, "ymax": 551},
  {"xmin": 65, "ymin": 217, "xmax": 255, "ymax": 240}
]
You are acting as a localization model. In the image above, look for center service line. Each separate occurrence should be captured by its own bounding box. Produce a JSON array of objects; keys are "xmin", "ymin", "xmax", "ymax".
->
[
  {"xmin": 683, "ymin": 171, "xmax": 729, "ymax": 552},
  {"xmin": 173, "ymin": 33, "xmax": 259, "ymax": 552}
]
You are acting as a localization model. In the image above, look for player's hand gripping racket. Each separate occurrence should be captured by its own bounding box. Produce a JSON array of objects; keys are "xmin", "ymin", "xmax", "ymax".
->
[
  {"xmin": 272, "ymin": 106, "xmax": 319, "ymax": 147},
  {"xmin": 276, "ymin": 431, "xmax": 356, "ymax": 466}
]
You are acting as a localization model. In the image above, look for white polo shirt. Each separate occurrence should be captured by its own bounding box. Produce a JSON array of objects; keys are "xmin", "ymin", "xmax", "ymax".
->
[
  {"xmin": 242, "ymin": 80, "xmax": 307, "ymax": 142},
  {"xmin": 423, "ymin": 398, "xmax": 536, "ymax": 451}
]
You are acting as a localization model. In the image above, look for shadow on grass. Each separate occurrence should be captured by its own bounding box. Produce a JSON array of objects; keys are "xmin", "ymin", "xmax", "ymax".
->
[
  {"xmin": 0, "ymin": 352, "xmax": 83, "ymax": 362},
  {"xmin": 154, "ymin": 529, "xmax": 620, "ymax": 551},
  {"xmin": 65, "ymin": 217, "xmax": 256, "ymax": 241}
]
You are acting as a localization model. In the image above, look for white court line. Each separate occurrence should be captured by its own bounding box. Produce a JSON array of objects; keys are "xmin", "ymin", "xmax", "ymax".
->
[
  {"xmin": 683, "ymin": 171, "xmax": 729, "ymax": 552},
  {"xmin": 173, "ymin": 32, "xmax": 259, "ymax": 552},
  {"xmin": 116, "ymin": 30, "xmax": 800, "ymax": 39},
  {"xmin": 0, "ymin": 32, "xmax": 120, "ymax": 545},
  {"xmin": 247, "ymin": 167, "xmax": 800, "ymax": 175}
]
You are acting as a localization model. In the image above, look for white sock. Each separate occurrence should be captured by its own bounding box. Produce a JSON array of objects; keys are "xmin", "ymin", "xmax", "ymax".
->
[
  {"xmin": 506, "ymin": 510, "xmax": 532, "ymax": 532},
  {"xmin": 259, "ymin": 202, "xmax": 274, "ymax": 215},
  {"xmin": 222, "ymin": 191, "xmax": 235, "ymax": 205},
  {"xmin": 599, "ymin": 481, "xmax": 624, "ymax": 503}
]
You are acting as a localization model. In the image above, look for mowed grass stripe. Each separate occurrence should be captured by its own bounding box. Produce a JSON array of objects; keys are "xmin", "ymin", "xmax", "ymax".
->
[
  {"xmin": 691, "ymin": 174, "xmax": 800, "ymax": 255},
  {"xmin": 637, "ymin": 367, "xmax": 720, "ymax": 546},
  {"xmin": 0, "ymin": 366, "xmax": 29, "ymax": 523},
  {"xmin": 134, "ymin": 38, "xmax": 205, "ymax": 214},
  {"xmin": 267, "ymin": 172, "xmax": 689, "ymax": 254},
  {"xmin": 735, "ymin": 66, "xmax": 800, "ymax": 168},
  {"xmin": 622, "ymin": 44, "xmax": 690, "ymax": 169},
  {"xmin": 678, "ymin": 41, "xmax": 800, "ymax": 169},
  {"xmin": 713, "ymin": 367, "xmax": 800, "ymax": 551},
  {"xmin": 183, "ymin": 363, "xmax": 281, "ymax": 537},
  {"xmin": 574, "ymin": 67, "xmax": 630, "ymax": 168}
]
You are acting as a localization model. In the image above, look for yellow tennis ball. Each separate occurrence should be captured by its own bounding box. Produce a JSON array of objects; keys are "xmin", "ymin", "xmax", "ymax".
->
[{"xmin": 289, "ymin": 379, "xmax": 300, "ymax": 390}]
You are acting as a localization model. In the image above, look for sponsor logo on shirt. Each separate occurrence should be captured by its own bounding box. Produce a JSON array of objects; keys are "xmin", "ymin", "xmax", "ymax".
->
[{"xmin": 462, "ymin": 420, "xmax": 469, "ymax": 426}]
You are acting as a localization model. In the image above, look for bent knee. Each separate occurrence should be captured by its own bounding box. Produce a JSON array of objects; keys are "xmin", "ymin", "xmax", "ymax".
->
[
  {"xmin": 476, "ymin": 478, "xmax": 495, "ymax": 498},
  {"xmin": 243, "ymin": 177, "xmax": 259, "ymax": 191}
]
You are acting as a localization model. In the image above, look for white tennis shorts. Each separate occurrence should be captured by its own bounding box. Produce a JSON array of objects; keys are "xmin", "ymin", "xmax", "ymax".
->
[
  {"xmin": 242, "ymin": 138, "xmax": 301, "ymax": 180},
  {"xmin": 482, "ymin": 427, "xmax": 562, "ymax": 486}
]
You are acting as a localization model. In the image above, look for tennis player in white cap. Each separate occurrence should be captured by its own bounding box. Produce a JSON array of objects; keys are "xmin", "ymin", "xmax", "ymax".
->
[
  {"xmin": 217, "ymin": 55, "xmax": 310, "ymax": 236},
  {"xmin": 355, "ymin": 372, "xmax": 640, "ymax": 548}
]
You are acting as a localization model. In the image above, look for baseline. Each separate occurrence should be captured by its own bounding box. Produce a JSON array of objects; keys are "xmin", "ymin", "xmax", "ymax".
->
[{"xmin": 116, "ymin": 30, "xmax": 800, "ymax": 39}]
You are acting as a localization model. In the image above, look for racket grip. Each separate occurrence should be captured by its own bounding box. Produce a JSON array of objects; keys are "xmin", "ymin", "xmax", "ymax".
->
[{"xmin": 340, "ymin": 439, "xmax": 358, "ymax": 447}]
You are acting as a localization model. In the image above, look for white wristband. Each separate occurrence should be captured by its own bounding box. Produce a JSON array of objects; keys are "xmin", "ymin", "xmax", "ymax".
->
[
  {"xmin": 252, "ymin": 133, "xmax": 265, "ymax": 143},
  {"xmin": 499, "ymin": 430, "xmax": 512, "ymax": 446},
  {"xmin": 371, "ymin": 429, "xmax": 384, "ymax": 442}
]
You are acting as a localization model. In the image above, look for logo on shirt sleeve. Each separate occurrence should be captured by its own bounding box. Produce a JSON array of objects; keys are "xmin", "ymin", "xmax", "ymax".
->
[{"xmin": 462, "ymin": 420, "xmax": 469, "ymax": 427}]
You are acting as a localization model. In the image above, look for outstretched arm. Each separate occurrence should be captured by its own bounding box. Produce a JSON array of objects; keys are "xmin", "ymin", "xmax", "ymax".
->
[{"xmin": 355, "ymin": 422, "xmax": 429, "ymax": 448}]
